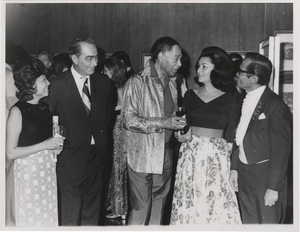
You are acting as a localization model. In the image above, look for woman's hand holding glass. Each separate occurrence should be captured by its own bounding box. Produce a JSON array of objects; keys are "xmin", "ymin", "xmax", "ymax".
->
[
  {"xmin": 175, "ymin": 127, "xmax": 192, "ymax": 143},
  {"xmin": 44, "ymin": 136, "xmax": 65, "ymax": 150},
  {"xmin": 52, "ymin": 125, "xmax": 67, "ymax": 161}
]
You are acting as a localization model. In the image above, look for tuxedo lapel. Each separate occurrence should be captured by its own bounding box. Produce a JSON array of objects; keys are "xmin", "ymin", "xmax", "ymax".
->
[{"xmin": 246, "ymin": 88, "xmax": 268, "ymax": 133}]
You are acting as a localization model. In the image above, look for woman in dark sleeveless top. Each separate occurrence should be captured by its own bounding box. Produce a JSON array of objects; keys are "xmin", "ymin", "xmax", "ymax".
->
[
  {"xmin": 6, "ymin": 57, "xmax": 64, "ymax": 226},
  {"xmin": 170, "ymin": 47, "xmax": 242, "ymax": 225}
]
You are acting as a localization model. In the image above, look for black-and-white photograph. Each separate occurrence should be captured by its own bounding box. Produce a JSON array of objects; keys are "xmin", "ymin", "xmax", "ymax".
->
[{"xmin": 1, "ymin": 1, "xmax": 298, "ymax": 231}]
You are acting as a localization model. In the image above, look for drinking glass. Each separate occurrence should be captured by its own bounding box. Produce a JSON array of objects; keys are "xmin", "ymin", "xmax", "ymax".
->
[
  {"xmin": 176, "ymin": 106, "xmax": 186, "ymax": 117},
  {"xmin": 53, "ymin": 125, "xmax": 67, "ymax": 162},
  {"xmin": 176, "ymin": 107, "xmax": 189, "ymax": 134}
]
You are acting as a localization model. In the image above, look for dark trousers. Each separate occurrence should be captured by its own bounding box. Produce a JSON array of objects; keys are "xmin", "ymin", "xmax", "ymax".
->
[
  {"xmin": 57, "ymin": 145, "xmax": 103, "ymax": 226},
  {"xmin": 127, "ymin": 143, "xmax": 173, "ymax": 225},
  {"xmin": 237, "ymin": 160, "xmax": 287, "ymax": 224}
]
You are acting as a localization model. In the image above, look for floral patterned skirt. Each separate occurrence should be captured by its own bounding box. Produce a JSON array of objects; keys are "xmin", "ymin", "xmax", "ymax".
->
[{"xmin": 170, "ymin": 135, "xmax": 241, "ymax": 225}]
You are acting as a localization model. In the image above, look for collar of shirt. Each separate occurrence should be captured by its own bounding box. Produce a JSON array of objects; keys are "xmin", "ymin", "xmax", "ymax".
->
[
  {"xmin": 71, "ymin": 65, "xmax": 91, "ymax": 94},
  {"xmin": 236, "ymin": 85, "xmax": 266, "ymax": 163},
  {"xmin": 242, "ymin": 85, "xmax": 266, "ymax": 114},
  {"xmin": 149, "ymin": 59, "xmax": 159, "ymax": 78},
  {"xmin": 235, "ymin": 85, "xmax": 266, "ymax": 147},
  {"xmin": 149, "ymin": 59, "xmax": 171, "ymax": 88},
  {"xmin": 242, "ymin": 85, "xmax": 266, "ymax": 119},
  {"xmin": 245, "ymin": 85, "xmax": 266, "ymax": 100}
]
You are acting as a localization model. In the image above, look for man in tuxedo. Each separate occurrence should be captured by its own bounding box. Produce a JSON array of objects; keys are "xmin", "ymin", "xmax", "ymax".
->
[
  {"xmin": 48, "ymin": 36, "xmax": 113, "ymax": 226},
  {"xmin": 229, "ymin": 52, "xmax": 292, "ymax": 224}
]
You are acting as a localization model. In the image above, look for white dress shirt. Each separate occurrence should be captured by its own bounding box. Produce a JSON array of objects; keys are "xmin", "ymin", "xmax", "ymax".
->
[
  {"xmin": 71, "ymin": 66, "xmax": 95, "ymax": 145},
  {"xmin": 71, "ymin": 66, "xmax": 91, "ymax": 95},
  {"xmin": 236, "ymin": 85, "xmax": 266, "ymax": 164}
]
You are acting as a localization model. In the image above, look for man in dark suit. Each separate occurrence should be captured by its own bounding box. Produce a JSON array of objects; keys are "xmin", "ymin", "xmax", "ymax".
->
[
  {"xmin": 229, "ymin": 52, "xmax": 292, "ymax": 224},
  {"xmin": 48, "ymin": 36, "xmax": 113, "ymax": 226}
]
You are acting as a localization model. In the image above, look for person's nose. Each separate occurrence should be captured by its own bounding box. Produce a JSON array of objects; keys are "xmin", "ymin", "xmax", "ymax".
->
[
  {"xmin": 177, "ymin": 59, "xmax": 182, "ymax": 67},
  {"xmin": 92, "ymin": 57, "xmax": 98, "ymax": 66},
  {"xmin": 197, "ymin": 67, "xmax": 201, "ymax": 75},
  {"xmin": 234, "ymin": 74, "xmax": 241, "ymax": 82}
]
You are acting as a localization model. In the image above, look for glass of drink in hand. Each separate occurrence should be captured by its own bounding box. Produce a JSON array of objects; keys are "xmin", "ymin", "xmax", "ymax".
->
[
  {"xmin": 176, "ymin": 107, "xmax": 189, "ymax": 134},
  {"xmin": 53, "ymin": 125, "xmax": 66, "ymax": 162},
  {"xmin": 176, "ymin": 107, "xmax": 186, "ymax": 117}
]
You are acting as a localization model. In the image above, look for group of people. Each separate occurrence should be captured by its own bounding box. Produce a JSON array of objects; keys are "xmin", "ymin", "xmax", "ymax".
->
[{"xmin": 5, "ymin": 35, "xmax": 292, "ymax": 227}]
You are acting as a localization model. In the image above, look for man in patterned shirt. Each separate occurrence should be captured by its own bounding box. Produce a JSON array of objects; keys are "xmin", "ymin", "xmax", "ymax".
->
[{"xmin": 122, "ymin": 36, "xmax": 186, "ymax": 225}]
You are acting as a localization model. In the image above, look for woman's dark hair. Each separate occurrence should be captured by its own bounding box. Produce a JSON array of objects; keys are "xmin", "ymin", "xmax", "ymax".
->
[
  {"xmin": 112, "ymin": 51, "xmax": 131, "ymax": 67},
  {"xmin": 52, "ymin": 53, "xmax": 72, "ymax": 75},
  {"xmin": 6, "ymin": 41, "xmax": 29, "ymax": 66},
  {"xmin": 104, "ymin": 56, "xmax": 126, "ymax": 88},
  {"xmin": 229, "ymin": 52, "xmax": 243, "ymax": 61},
  {"xmin": 13, "ymin": 56, "xmax": 46, "ymax": 101},
  {"xmin": 196, "ymin": 46, "xmax": 236, "ymax": 92},
  {"xmin": 229, "ymin": 52, "xmax": 243, "ymax": 76}
]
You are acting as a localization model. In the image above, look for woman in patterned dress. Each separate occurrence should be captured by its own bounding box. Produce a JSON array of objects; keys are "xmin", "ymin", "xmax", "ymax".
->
[
  {"xmin": 6, "ymin": 56, "xmax": 64, "ymax": 226},
  {"xmin": 103, "ymin": 56, "xmax": 128, "ymax": 220},
  {"xmin": 170, "ymin": 46, "xmax": 242, "ymax": 225}
]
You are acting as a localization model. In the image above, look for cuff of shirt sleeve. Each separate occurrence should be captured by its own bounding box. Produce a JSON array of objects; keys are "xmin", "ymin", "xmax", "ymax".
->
[{"xmin": 149, "ymin": 117, "xmax": 163, "ymax": 133}]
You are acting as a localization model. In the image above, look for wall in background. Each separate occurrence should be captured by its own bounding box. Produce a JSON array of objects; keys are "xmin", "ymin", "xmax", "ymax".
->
[{"xmin": 6, "ymin": 3, "xmax": 293, "ymax": 88}]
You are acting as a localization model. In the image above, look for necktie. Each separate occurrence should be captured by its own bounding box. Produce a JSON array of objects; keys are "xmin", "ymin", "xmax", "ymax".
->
[
  {"xmin": 176, "ymin": 78, "xmax": 182, "ymax": 107},
  {"xmin": 163, "ymin": 76, "xmax": 170, "ymax": 89},
  {"xmin": 82, "ymin": 77, "xmax": 91, "ymax": 115}
]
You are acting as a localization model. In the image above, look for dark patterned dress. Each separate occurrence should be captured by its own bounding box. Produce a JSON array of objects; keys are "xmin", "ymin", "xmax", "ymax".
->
[
  {"xmin": 107, "ymin": 117, "xmax": 128, "ymax": 216},
  {"xmin": 170, "ymin": 90, "xmax": 241, "ymax": 225},
  {"xmin": 13, "ymin": 101, "xmax": 58, "ymax": 226}
]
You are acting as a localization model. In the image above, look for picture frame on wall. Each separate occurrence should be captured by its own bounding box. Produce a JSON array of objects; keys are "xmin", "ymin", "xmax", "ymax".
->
[
  {"xmin": 273, "ymin": 30, "xmax": 293, "ymax": 84},
  {"xmin": 259, "ymin": 36, "xmax": 276, "ymax": 91},
  {"xmin": 260, "ymin": 30, "xmax": 293, "ymax": 114},
  {"xmin": 273, "ymin": 30, "xmax": 293, "ymax": 114},
  {"xmin": 259, "ymin": 30, "xmax": 293, "ymax": 94},
  {"xmin": 141, "ymin": 52, "xmax": 152, "ymax": 69}
]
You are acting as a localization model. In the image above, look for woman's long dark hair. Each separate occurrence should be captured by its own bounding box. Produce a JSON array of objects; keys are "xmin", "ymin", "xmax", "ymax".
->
[
  {"xmin": 104, "ymin": 56, "xmax": 126, "ymax": 88},
  {"xmin": 196, "ymin": 46, "xmax": 236, "ymax": 92}
]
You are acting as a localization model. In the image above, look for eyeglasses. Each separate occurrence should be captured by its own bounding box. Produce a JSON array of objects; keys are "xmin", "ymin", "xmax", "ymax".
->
[{"xmin": 237, "ymin": 67, "xmax": 254, "ymax": 76}]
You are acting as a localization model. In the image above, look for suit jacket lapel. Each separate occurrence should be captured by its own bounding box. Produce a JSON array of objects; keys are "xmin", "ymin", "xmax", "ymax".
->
[
  {"xmin": 89, "ymin": 74, "xmax": 98, "ymax": 122},
  {"xmin": 66, "ymin": 71, "xmax": 90, "ymax": 119},
  {"xmin": 246, "ymin": 88, "xmax": 267, "ymax": 133},
  {"xmin": 66, "ymin": 72, "xmax": 81, "ymax": 100}
]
